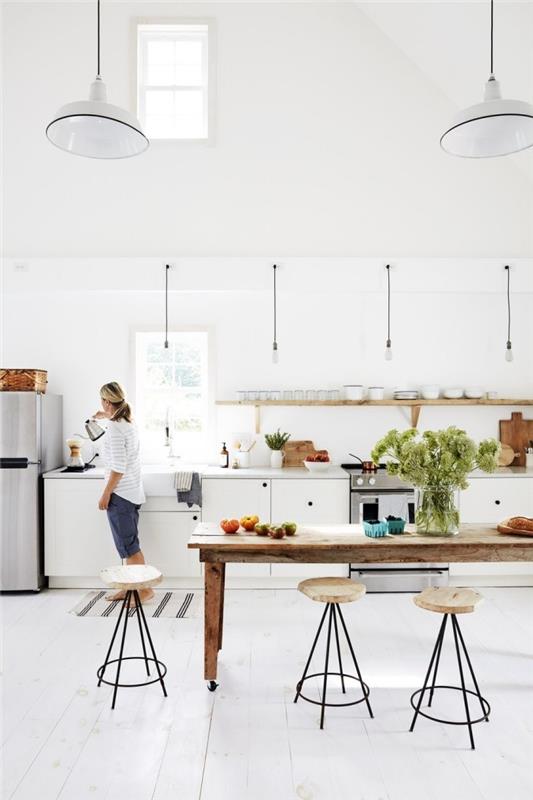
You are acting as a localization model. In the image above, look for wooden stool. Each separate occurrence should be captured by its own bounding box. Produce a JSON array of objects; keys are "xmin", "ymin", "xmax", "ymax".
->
[
  {"xmin": 97, "ymin": 565, "xmax": 167, "ymax": 709},
  {"xmin": 294, "ymin": 577, "xmax": 373, "ymax": 729},
  {"xmin": 410, "ymin": 587, "xmax": 490, "ymax": 749}
]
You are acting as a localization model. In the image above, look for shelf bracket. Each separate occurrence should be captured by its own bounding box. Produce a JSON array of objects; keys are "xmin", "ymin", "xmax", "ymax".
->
[
  {"xmin": 254, "ymin": 404, "xmax": 261, "ymax": 434},
  {"xmin": 410, "ymin": 405, "xmax": 421, "ymax": 429}
]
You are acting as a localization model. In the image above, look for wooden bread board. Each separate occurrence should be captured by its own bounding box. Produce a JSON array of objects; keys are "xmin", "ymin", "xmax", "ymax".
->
[
  {"xmin": 499, "ymin": 412, "xmax": 533, "ymax": 467},
  {"xmin": 497, "ymin": 517, "xmax": 533, "ymax": 537},
  {"xmin": 282, "ymin": 440, "xmax": 316, "ymax": 468}
]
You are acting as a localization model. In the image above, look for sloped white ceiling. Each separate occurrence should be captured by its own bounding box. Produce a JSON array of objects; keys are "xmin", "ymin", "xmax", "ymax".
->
[{"xmin": 358, "ymin": 1, "xmax": 533, "ymax": 182}]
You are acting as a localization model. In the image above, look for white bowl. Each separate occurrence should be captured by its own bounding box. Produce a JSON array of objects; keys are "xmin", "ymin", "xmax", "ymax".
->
[
  {"xmin": 303, "ymin": 460, "xmax": 331, "ymax": 472},
  {"xmin": 344, "ymin": 385, "xmax": 364, "ymax": 401},
  {"xmin": 421, "ymin": 385, "xmax": 440, "ymax": 400},
  {"xmin": 464, "ymin": 386, "xmax": 484, "ymax": 399},
  {"xmin": 443, "ymin": 387, "xmax": 464, "ymax": 399}
]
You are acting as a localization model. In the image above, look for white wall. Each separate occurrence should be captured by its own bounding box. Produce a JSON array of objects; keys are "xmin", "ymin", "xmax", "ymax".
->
[
  {"xmin": 3, "ymin": 258, "xmax": 532, "ymax": 465},
  {"xmin": 2, "ymin": 1, "xmax": 532, "ymax": 257}
]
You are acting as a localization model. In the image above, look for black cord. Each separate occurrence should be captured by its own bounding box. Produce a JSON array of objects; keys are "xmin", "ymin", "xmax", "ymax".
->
[
  {"xmin": 97, "ymin": 0, "xmax": 101, "ymax": 77},
  {"xmin": 386, "ymin": 264, "xmax": 391, "ymax": 343},
  {"xmin": 164, "ymin": 264, "xmax": 170, "ymax": 349},
  {"xmin": 490, "ymin": 0, "xmax": 494, "ymax": 75},
  {"xmin": 273, "ymin": 264, "xmax": 277, "ymax": 346},
  {"xmin": 505, "ymin": 265, "xmax": 511, "ymax": 343}
]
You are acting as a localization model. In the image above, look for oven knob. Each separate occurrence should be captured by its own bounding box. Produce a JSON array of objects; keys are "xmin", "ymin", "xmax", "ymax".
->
[
  {"xmin": 356, "ymin": 477, "xmax": 364, "ymax": 486},
  {"xmin": 368, "ymin": 477, "xmax": 376, "ymax": 486}
]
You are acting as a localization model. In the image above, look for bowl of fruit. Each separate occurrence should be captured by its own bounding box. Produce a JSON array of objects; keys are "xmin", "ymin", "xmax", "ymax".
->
[{"xmin": 303, "ymin": 451, "xmax": 331, "ymax": 472}]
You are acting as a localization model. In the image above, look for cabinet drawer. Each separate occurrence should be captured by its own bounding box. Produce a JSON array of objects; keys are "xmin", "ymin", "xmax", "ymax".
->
[
  {"xmin": 460, "ymin": 478, "xmax": 533, "ymax": 523},
  {"xmin": 271, "ymin": 479, "xmax": 349, "ymax": 524}
]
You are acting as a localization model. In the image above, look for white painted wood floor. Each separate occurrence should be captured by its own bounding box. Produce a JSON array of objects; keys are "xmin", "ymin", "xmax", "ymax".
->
[{"xmin": 2, "ymin": 587, "xmax": 533, "ymax": 800}]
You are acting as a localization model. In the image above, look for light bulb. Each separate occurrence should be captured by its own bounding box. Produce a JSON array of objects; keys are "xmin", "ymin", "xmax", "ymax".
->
[
  {"xmin": 385, "ymin": 340, "xmax": 392, "ymax": 361},
  {"xmin": 505, "ymin": 341, "xmax": 513, "ymax": 362},
  {"xmin": 272, "ymin": 343, "xmax": 279, "ymax": 364}
]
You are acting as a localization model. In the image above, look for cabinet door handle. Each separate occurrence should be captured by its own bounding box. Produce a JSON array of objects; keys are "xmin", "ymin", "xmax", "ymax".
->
[
  {"xmin": 192, "ymin": 515, "xmax": 198, "ymax": 520},
  {"xmin": 494, "ymin": 500, "xmax": 501, "ymax": 505},
  {"xmin": 307, "ymin": 501, "xmax": 313, "ymax": 506},
  {"xmin": 262, "ymin": 482, "xmax": 268, "ymax": 488}
]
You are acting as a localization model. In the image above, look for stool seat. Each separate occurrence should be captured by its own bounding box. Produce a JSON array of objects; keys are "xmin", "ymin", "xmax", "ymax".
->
[
  {"xmin": 100, "ymin": 564, "xmax": 162, "ymax": 590},
  {"xmin": 298, "ymin": 577, "xmax": 366, "ymax": 604},
  {"xmin": 414, "ymin": 587, "xmax": 483, "ymax": 615}
]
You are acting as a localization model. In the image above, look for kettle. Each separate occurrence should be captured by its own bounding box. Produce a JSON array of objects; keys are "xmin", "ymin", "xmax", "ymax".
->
[{"xmin": 85, "ymin": 418, "xmax": 106, "ymax": 441}]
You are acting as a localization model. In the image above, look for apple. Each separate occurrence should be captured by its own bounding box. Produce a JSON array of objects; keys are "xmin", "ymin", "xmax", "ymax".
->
[
  {"xmin": 283, "ymin": 521, "xmax": 297, "ymax": 536},
  {"xmin": 220, "ymin": 519, "xmax": 240, "ymax": 534},
  {"xmin": 254, "ymin": 523, "xmax": 270, "ymax": 536},
  {"xmin": 240, "ymin": 516, "xmax": 257, "ymax": 531}
]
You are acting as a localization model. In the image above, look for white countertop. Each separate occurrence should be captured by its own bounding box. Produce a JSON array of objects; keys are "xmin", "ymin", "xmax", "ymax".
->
[{"xmin": 42, "ymin": 464, "xmax": 349, "ymax": 480}]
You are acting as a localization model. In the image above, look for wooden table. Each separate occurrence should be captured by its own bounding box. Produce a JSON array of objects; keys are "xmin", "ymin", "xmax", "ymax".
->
[{"xmin": 188, "ymin": 523, "xmax": 533, "ymax": 688}]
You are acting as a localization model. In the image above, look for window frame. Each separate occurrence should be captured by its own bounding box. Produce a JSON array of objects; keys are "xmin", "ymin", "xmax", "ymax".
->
[
  {"xmin": 133, "ymin": 18, "xmax": 216, "ymax": 146},
  {"xmin": 130, "ymin": 325, "xmax": 216, "ymax": 464}
]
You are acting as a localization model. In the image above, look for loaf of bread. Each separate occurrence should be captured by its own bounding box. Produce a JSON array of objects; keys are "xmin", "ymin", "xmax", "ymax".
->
[{"xmin": 507, "ymin": 517, "xmax": 533, "ymax": 532}]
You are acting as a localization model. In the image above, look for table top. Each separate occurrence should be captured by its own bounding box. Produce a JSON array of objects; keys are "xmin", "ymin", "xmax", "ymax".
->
[{"xmin": 188, "ymin": 523, "xmax": 533, "ymax": 564}]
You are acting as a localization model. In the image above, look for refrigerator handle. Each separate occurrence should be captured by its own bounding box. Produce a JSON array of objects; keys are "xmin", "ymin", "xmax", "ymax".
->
[{"xmin": 0, "ymin": 458, "xmax": 41, "ymax": 469}]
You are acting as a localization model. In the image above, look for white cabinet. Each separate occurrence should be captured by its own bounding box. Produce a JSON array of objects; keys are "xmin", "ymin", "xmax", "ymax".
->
[
  {"xmin": 45, "ymin": 479, "xmax": 117, "ymax": 577},
  {"xmin": 451, "ymin": 478, "xmax": 533, "ymax": 582},
  {"xmin": 139, "ymin": 510, "xmax": 201, "ymax": 578},
  {"xmin": 270, "ymin": 479, "xmax": 349, "ymax": 578},
  {"xmin": 201, "ymin": 478, "xmax": 271, "ymax": 576}
]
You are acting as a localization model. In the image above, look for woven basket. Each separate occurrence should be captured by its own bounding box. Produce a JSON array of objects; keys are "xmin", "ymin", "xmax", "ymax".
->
[{"xmin": 0, "ymin": 369, "xmax": 48, "ymax": 393}]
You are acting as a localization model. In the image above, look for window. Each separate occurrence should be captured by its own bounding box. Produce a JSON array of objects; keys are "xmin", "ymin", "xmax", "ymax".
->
[
  {"xmin": 137, "ymin": 23, "xmax": 209, "ymax": 140},
  {"xmin": 135, "ymin": 331, "xmax": 210, "ymax": 461}
]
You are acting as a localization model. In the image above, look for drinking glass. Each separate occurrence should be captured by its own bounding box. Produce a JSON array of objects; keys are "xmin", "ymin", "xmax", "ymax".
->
[
  {"xmin": 328, "ymin": 390, "xmax": 340, "ymax": 400},
  {"xmin": 294, "ymin": 390, "xmax": 304, "ymax": 401},
  {"xmin": 282, "ymin": 390, "xmax": 294, "ymax": 401},
  {"xmin": 270, "ymin": 391, "xmax": 281, "ymax": 401},
  {"xmin": 237, "ymin": 391, "xmax": 246, "ymax": 402},
  {"xmin": 306, "ymin": 390, "xmax": 317, "ymax": 401},
  {"xmin": 317, "ymin": 390, "xmax": 328, "ymax": 401}
]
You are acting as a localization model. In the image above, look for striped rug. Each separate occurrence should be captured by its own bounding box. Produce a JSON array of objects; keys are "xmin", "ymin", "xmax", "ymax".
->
[{"xmin": 69, "ymin": 590, "xmax": 201, "ymax": 619}]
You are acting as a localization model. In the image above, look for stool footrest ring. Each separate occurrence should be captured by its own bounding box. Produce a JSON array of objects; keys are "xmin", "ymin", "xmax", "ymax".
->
[
  {"xmin": 296, "ymin": 672, "xmax": 370, "ymax": 708},
  {"xmin": 410, "ymin": 685, "xmax": 490, "ymax": 726},
  {"xmin": 97, "ymin": 656, "xmax": 168, "ymax": 689}
]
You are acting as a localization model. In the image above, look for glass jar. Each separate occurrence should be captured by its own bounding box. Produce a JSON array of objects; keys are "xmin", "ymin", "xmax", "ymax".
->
[{"xmin": 415, "ymin": 487, "xmax": 459, "ymax": 536}]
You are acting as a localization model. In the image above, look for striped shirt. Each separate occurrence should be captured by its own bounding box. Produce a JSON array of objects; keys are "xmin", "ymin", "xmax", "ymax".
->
[{"xmin": 102, "ymin": 419, "xmax": 145, "ymax": 505}]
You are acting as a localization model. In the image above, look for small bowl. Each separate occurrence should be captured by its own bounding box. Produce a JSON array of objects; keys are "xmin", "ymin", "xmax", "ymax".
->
[
  {"xmin": 363, "ymin": 521, "xmax": 388, "ymax": 538},
  {"xmin": 303, "ymin": 460, "xmax": 331, "ymax": 472},
  {"xmin": 464, "ymin": 386, "xmax": 484, "ymax": 399},
  {"xmin": 443, "ymin": 387, "xmax": 464, "ymax": 399},
  {"xmin": 421, "ymin": 385, "xmax": 439, "ymax": 400}
]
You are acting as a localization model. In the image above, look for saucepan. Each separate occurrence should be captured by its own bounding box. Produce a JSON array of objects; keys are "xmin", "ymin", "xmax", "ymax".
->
[{"xmin": 348, "ymin": 454, "xmax": 378, "ymax": 472}]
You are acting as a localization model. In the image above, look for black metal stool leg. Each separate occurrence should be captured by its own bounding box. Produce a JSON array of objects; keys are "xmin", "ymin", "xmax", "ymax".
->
[
  {"xmin": 294, "ymin": 603, "xmax": 329, "ymax": 703},
  {"xmin": 319, "ymin": 605, "xmax": 334, "ymax": 729},
  {"xmin": 454, "ymin": 615, "xmax": 489, "ymax": 722},
  {"xmin": 136, "ymin": 591, "xmax": 168, "ymax": 698},
  {"xmin": 428, "ymin": 614, "xmax": 448, "ymax": 707},
  {"xmin": 336, "ymin": 604, "xmax": 373, "ymax": 719},
  {"xmin": 410, "ymin": 613, "xmax": 448, "ymax": 732},
  {"xmin": 133, "ymin": 590, "xmax": 150, "ymax": 677},
  {"xmin": 111, "ymin": 591, "xmax": 132, "ymax": 710},
  {"xmin": 331, "ymin": 605, "xmax": 346, "ymax": 694},
  {"xmin": 451, "ymin": 615, "xmax": 475, "ymax": 749},
  {"xmin": 98, "ymin": 592, "xmax": 129, "ymax": 687}
]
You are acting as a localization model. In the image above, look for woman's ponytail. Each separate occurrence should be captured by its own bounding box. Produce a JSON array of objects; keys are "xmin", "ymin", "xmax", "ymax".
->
[{"xmin": 100, "ymin": 382, "xmax": 133, "ymax": 423}]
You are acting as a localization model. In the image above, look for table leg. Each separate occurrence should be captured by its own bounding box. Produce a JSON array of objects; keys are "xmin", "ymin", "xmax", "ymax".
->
[
  {"xmin": 205, "ymin": 561, "xmax": 224, "ymax": 682},
  {"xmin": 218, "ymin": 563, "xmax": 226, "ymax": 651}
]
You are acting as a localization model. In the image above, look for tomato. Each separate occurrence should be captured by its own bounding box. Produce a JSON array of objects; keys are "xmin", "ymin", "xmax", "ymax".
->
[
  {"xmin": 220, "ymin": 519, "xmax": 240, "ymax": 534},
  {"xmin": 240, "ymin": 516, "xmax": 258, "ymax": 531}
]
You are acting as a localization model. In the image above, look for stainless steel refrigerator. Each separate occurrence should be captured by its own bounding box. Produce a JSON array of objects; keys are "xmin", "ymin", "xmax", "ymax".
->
[{"xmin": 0, "ymin": 392, "xmax": 63, "ymax": 590}]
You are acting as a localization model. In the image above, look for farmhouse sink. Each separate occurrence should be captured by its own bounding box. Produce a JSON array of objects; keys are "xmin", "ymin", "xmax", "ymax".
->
[{"xmin": 141, "ymin": 464, "xmax": 202, "ymax": 496}]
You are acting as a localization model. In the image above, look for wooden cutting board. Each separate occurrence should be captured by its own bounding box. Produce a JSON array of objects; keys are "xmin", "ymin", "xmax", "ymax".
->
[
  {"xmin": 499, "ymin": 412, "xmax": 533, "ymax": 467},
  {"xmin": 282, "ymin": 440, "xmax": 316, "ymax": 468},
  {"xmin": 497, "ymin": 517, "xmax": 533, "ymax": 537}
]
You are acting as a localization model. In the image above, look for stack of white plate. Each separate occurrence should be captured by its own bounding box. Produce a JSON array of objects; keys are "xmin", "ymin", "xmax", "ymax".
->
[{"xmin": 394, "ymin": 389, "xmax": 419, "ymax": 400}]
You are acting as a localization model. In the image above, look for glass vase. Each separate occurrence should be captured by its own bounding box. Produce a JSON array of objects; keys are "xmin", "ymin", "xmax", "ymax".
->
[{"xmin": 415, "ymin": 487, "xmax": 459, "ymax": 536}]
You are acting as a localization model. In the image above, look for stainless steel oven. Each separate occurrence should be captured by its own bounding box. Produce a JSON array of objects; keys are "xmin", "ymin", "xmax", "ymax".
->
[{"xmin": 343, "ymin": 464, "xmax": 449, "ymax": 592}]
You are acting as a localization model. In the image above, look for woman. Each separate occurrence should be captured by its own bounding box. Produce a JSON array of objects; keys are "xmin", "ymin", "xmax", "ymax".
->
[{"xmin": 93, "ymin": 382, "xmax": 153, "ymax": 603}]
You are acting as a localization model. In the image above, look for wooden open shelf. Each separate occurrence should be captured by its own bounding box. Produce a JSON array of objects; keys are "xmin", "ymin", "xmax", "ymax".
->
[{"xmin": 216, "ymin": 398, "xmax": 533, "ymax": 432}]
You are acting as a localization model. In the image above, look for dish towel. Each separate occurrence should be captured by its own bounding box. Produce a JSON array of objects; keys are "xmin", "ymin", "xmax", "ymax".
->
[
  {"xmin": 174, "ymin": 471, "xmax": 193, "ymax": 492},
  {"xmin": 177, "ymin": 472, "xmax": 202, "ymax": 508},
  {"xmin": 378, "ymin": 494, "xmax": 409, "ymax": 521}
]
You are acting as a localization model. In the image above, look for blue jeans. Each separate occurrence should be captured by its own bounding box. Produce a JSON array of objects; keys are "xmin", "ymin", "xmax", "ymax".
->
[{"xmin": 106, "ymin": 493, "xmax": 141, "ymax": 559}]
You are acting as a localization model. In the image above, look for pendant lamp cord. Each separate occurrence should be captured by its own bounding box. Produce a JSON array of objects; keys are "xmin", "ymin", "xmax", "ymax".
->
[
  {"xmin": 505, "ymin": 265, "xmax": 511, "ymax": 343},
  {"xmin": 97, "ymin": 0, "xmax": 101, "ymax": 78},
  {"xmin": 164, "ymin": 264, "xmax": 170, "ymax": 349},
  {"xmin": 273, "ymin": 264, "xmax": 277, "ymax": 345},
  {"xmin": 386, "ymin": 264, "xmax": 391, "ymax": 342},
  {"xmin": 490, "ymin": 0, "xmax": 494, "ymax": 75}
]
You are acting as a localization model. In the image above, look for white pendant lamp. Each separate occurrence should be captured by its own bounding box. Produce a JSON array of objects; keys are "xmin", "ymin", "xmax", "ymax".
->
[
  {"xmin": 46, "ymin": 0, "xmax": 149, "ymax": 159},
  {"xmin": 441, "ymin": 0, "xmax": 533, "ymax": 158}
]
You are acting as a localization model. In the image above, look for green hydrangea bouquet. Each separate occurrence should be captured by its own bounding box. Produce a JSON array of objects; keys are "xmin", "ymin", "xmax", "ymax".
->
[{"xmin": 371, "ymin": 427, "xmax": 500, "ymax": 536}]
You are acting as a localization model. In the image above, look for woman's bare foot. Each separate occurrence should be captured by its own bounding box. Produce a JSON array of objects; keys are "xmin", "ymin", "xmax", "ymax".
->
[
  {"xmin": 105, "ymin": 591, "xmax": 126, "ymax": 602},
  {"xmin": 105, "ymin": 589, "xmax": 155, "ymax": 604},
  {"xmin": 138, "ymin": 588, "xmax": 155, "ymax": 604}
]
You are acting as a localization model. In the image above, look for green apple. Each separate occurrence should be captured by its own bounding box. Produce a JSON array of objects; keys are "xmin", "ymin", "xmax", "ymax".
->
[{"xmin": 283, "ymin": 521, "xmax": 297, "ymax": 536}]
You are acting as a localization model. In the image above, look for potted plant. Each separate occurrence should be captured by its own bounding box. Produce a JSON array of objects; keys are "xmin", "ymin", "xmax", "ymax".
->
[
  {"xmin": 371, "ymin": 427, "xmax": 499, "ymax": 536},
  {"xmin": 265, "ymin": 429, "xmax": 291, "ymax": 469}
]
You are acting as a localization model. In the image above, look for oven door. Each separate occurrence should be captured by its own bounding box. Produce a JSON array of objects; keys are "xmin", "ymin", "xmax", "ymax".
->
[{"xmin": 350, "ymin": 491, "xmax": 415, "ymax": 524}]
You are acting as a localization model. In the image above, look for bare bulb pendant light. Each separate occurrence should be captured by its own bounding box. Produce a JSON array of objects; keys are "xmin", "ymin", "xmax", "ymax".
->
[
  {"xmin": 504, "ymin": 265, "xmax": 513, "ymax": 362},
  {"xmin": 164, "ymin": 264, "xmax": 170, "ymax": 349},
  {"xmin": 46, "ymin": 0, "xmax": 149, "ymax": 158},
  {"xmin": 272, "ymin": 264, "xmax": 279, "ymax": 364},
  {"xmin": 441, "ymin": 0, "xmax": 533, "ymax": 158},
  {"xmin": 384, "ymin": 264, "xmax": 393, "ymax": 361}
]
